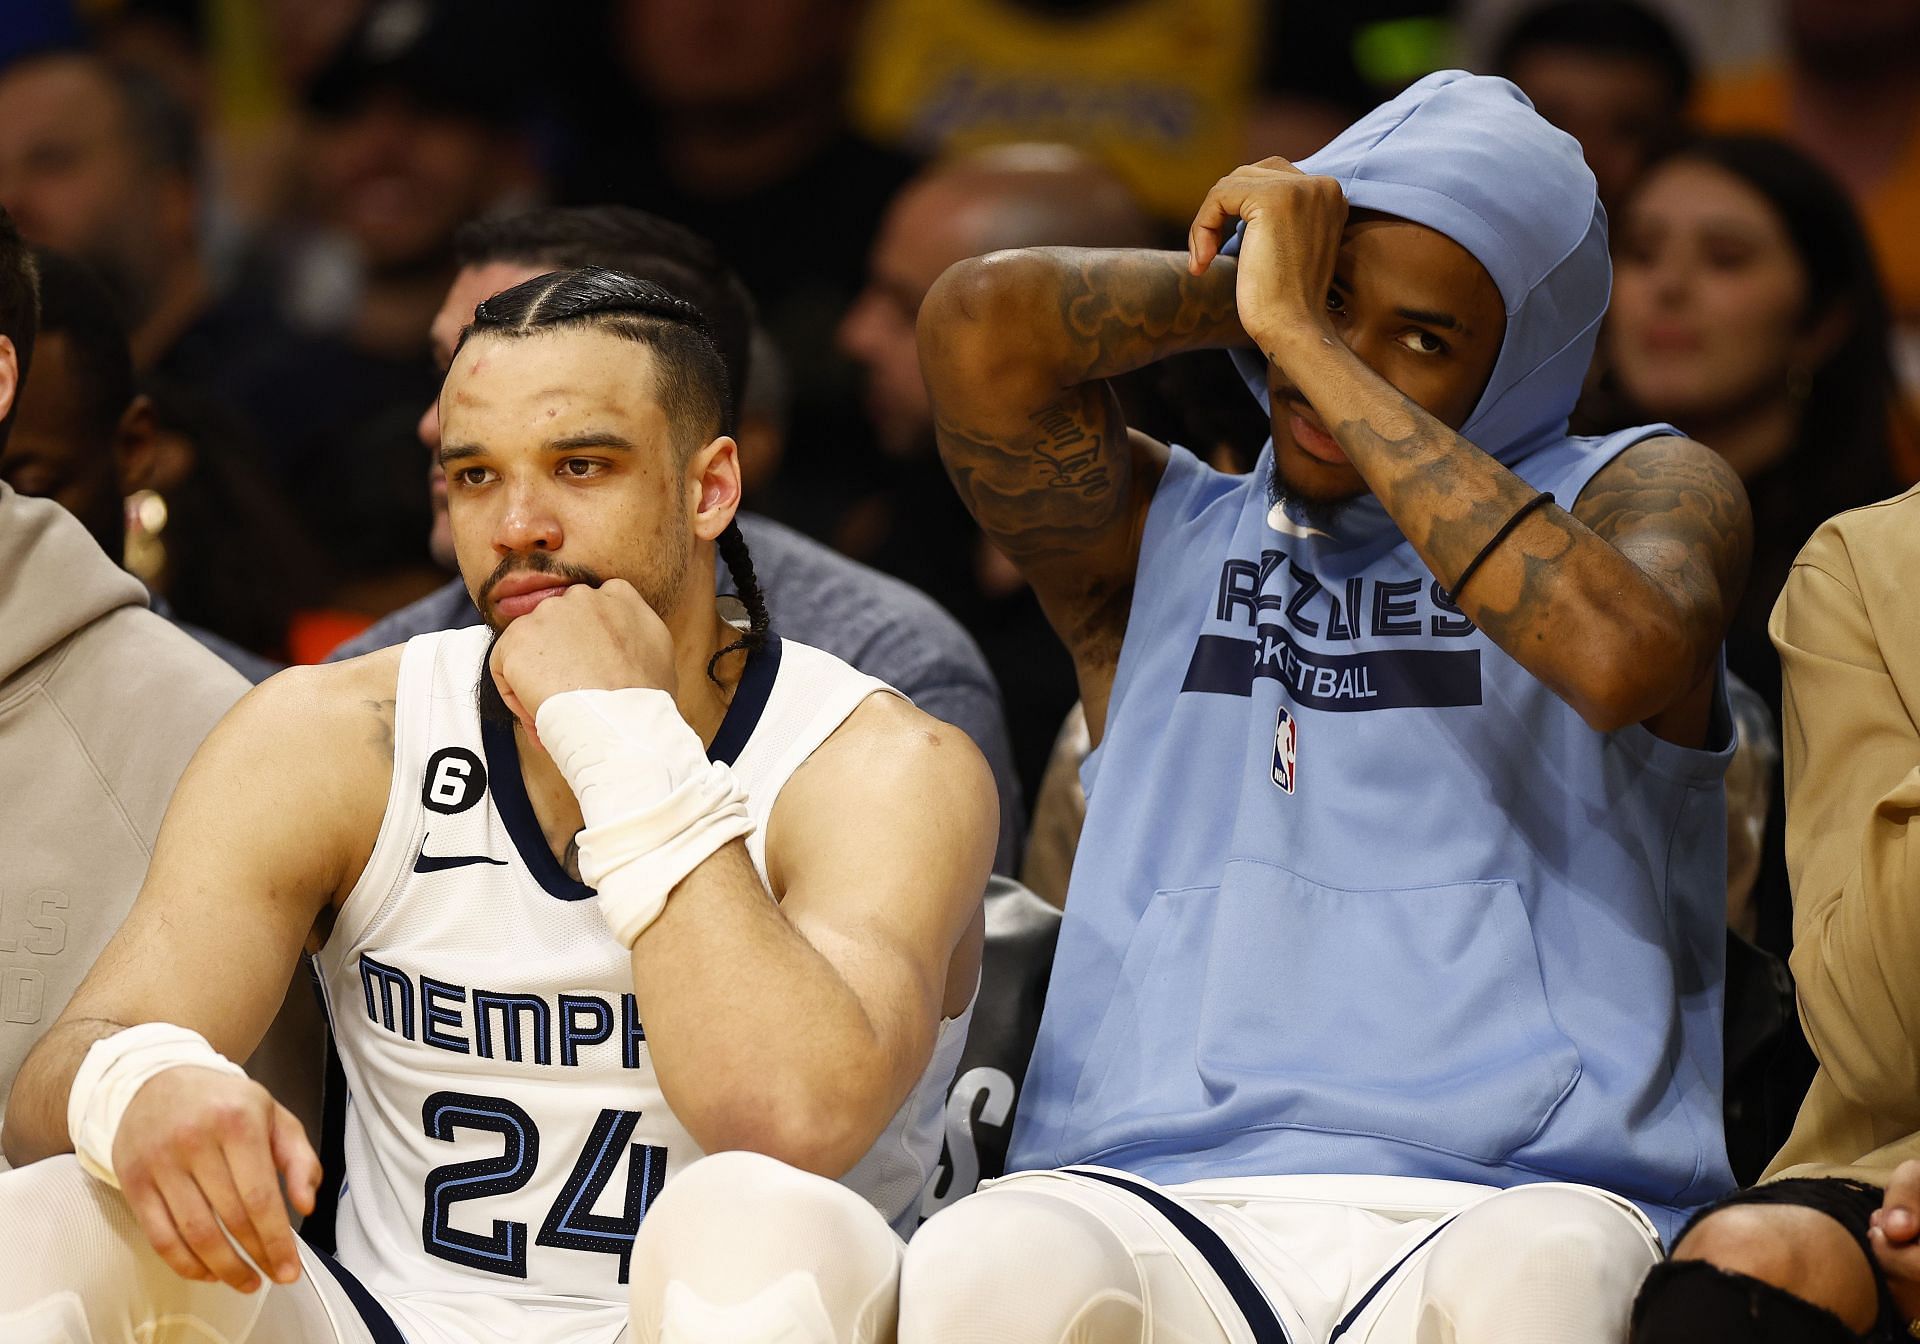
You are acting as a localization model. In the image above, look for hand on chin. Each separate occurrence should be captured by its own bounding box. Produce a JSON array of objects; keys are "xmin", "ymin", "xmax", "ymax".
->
[{"xmin": 488, "ymin": 579, "xmax": 679, "ymax": 743}]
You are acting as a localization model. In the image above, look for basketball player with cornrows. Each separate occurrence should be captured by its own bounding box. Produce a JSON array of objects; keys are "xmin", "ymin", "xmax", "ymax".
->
[{"xmin": 0, "ymin": 268, "xmax": 995, "ymax": 1344}]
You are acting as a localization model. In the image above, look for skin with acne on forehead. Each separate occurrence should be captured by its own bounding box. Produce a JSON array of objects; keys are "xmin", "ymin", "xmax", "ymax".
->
[{"xmin": 438, "ymin": 326, "xmax": 698, "ymax": 629}]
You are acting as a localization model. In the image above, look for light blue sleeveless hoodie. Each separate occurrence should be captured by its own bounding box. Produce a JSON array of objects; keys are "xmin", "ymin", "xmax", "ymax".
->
[{"xmin": 1006, "ymin": 73, "xmax": 1735, "ymax": 1243}]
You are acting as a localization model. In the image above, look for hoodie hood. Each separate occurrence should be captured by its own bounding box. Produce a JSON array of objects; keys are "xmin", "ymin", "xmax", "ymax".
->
[
  {"xmin": 0, "ymin": 482, "xmax": 149, "ymax": 685},
  {"xmin": 1227, "ymin": 70, "xmax": 1608, "ymax": 468}
]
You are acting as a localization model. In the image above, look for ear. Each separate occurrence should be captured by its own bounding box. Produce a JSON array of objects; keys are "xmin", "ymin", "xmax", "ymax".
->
[
  {"xmin": 1796, "ymin": 299, "xmax": 1853, "ymax": 371},
  {"xmin": 111, "ymin": 393, "xmax": 161, "ymax": 494},
  {"xmin": 687, "ymin": 435, "xmax": 742, "ymax": 543},
  {"xmin": 0, "ymin": 336, "xmax": 18, "ymax": 427}
]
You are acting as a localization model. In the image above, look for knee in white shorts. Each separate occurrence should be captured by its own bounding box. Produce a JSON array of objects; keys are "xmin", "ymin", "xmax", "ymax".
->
[
  {"xmin": 627, "ymin": 1150, "xmax": 902, "ymax": 1344},
  {"xmin": 1417, "ymin": 1185, "xmax": 1658, "ymax": 1343},
  {"xmin": 901, "ymin": 1186, "xmax": 1148, "ymax": 1344},
  {"xmin": 0, "ymin": 1154, "xmax": 342, "ymax": 1343}
]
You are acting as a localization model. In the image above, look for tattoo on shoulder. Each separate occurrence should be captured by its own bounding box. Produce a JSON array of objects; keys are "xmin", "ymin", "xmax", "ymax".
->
[
  {"xmin": 1573, "ymin": 435, "xmax": 1753, "ymax": 608},
  {"xmin": 1029, "ymin": 405, "xmax": 1115, "ymax": 500},
  {"xmin": 936, "ymin": 392, "xmax": 1131, "ymax": 566},
  {"xmin": 363, "ymin": 697, "xmax": 396, "ymax": 755}
]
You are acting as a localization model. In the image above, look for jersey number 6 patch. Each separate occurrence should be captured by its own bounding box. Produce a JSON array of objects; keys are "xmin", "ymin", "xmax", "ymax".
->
[{"xmin": 422, "ymin": 748, "xmax": 487, "ymax": 814}]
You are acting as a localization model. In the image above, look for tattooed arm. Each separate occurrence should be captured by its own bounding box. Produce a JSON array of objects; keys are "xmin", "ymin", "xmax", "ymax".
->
[
  {"xmin": 1282, "ymin": 330, "xmax": 1748, "ymax": 742},
  {"xmin": 917, "ymin": 247, "xmax": 1248, "ymax": 733},
  {"xmin": 1191, "ymin": 158, "xmax": 1751, "ymax": 744}
]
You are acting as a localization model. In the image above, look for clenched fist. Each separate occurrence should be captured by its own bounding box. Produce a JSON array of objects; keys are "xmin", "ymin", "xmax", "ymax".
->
[{"xmin": 489, "ymin": 579, "xmax": 679, "ymax": 744}]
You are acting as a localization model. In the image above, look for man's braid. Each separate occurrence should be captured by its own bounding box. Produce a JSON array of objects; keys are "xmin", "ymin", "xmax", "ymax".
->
[{"xmin": 709, "ymin": 518, "xmax": 770, "ymax": 682}]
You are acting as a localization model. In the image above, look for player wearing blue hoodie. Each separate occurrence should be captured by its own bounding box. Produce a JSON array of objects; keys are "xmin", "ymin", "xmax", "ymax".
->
[
  {"xmin": 613, "ymin": 73, "xmax": 1752, "ymax": 1344},
  {"xmin": 896, "ymin": 72, "xmax": 1748, "ymax": 1343}
]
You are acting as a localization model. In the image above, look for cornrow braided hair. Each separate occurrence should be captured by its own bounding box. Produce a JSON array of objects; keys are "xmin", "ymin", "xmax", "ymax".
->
[
  {"xmin": 464, "ymin": 265, "xmax": 765, "ymax": 688},
  {"xmin": 470, "ymin": 267, "xmax": 712, "ymax": 333},
  {"xmin": 710, "ymin": 518, "xmax": 771, "ymax": 682}
]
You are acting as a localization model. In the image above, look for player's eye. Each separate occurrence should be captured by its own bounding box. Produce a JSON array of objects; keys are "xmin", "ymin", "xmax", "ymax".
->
[
  {"xmin": 1325, "ymin": 288, "xmax": 1346, "ymax": 314},
  {"xmin": 1398, "ymin": 330, "xmax": 1447, "ymax": 356},
  {"xmin": 559, "ymin": 458, "xmax": 603, "ymax": 478},
  {"xmin": 454, "ymin": 466, "xmax": 494, "ymax": 487}
]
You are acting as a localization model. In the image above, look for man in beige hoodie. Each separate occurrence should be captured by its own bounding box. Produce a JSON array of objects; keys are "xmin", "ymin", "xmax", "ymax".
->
[{"xmin": 0, "ymin": 210, "xmax": 305, "ymax": 1166}]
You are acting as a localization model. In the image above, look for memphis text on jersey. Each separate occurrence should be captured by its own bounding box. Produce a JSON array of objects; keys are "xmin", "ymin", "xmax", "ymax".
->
[{"xmin": 359, "ymin": 953, "xmax": 648, "ymax": 1069}]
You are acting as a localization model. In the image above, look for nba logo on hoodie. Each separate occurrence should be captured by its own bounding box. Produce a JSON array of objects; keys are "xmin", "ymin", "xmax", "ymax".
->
[{"xmin": 1272, "ymin": 706, "xmax": 1297, "ymax": 793}]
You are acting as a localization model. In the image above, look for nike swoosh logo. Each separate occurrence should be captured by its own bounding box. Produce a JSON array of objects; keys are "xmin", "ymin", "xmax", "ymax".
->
[
  {"xmin": 1267, "ymin": 502, "xmax": 1330, "ymax": 539},
  {"xmin": 413, "ymin": 840, "xmax": 509, "ymax": 873}
]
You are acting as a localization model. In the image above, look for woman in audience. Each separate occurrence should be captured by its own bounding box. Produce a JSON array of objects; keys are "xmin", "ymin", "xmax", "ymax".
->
[
  {"xmin": 1597, "ymin": 133, "xmax": 1907, "ymax": 718},
  {"xmin": 1592, "ymin": 133, "xmax": 1910, "ymax": 1178}
]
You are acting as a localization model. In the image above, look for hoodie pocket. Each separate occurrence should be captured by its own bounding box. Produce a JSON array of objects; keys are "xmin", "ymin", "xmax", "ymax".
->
[{"xmin": 1193, "ymin": 858, "xmax": 1581, "ymax": 1163}]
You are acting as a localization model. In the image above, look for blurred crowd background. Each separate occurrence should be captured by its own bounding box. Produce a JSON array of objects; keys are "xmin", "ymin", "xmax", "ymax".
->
[{"xmin": 4, "ymin": 0, "xmax": 1920, "ymax": 1178}]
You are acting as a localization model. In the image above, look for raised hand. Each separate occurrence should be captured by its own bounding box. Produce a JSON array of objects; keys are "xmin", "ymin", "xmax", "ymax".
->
[
  {"xmin": 111, "ymin": 1065, "xmax": 321, "ymax": 1292},
  {"xmin": 1187, "ymin": 157, "xmax": 1348, "ymax": 358},
  {"xmin": 489, "ymin": 578, "xmax": 679, "ymax": 743}
]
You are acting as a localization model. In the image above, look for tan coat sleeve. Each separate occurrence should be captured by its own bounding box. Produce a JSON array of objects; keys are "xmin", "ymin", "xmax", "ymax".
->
[{"xmin": 1772, "ymin": 542, "xmax": 1920, "ymax": 1131}]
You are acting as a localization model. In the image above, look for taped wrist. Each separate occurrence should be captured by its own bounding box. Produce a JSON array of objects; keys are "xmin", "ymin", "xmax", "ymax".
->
[
  {"xmin": 537, "ymin": 688, "xmax": 754, "ymax": 947},
  {"xmin": 67, "ymin": 1023, "xmax": 246, "ymax": 1189}
]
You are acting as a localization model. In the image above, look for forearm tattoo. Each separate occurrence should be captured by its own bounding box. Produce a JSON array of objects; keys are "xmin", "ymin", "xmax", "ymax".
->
[{"xmin": 1331, "ymin": 387, "xmax": 1747, "ymax": 674}]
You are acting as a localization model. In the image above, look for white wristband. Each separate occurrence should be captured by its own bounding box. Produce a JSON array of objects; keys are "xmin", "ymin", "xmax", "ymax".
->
[
  {"xmin": 67, "ymin": 1023, "xmax": 245, "ymax": 1189},
  {"xmin": 537, "ymin": 688, "xmax": 756, "ymax": 947}
]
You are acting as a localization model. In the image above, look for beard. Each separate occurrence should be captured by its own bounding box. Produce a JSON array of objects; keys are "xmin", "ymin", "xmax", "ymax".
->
[
  {"xmin": 1267, "ymin": 456, "xmax": 1362, "ymax": 533},
  {"xmin": 469, "ymin": 530, "xmax": 690, "ymax": 732}
]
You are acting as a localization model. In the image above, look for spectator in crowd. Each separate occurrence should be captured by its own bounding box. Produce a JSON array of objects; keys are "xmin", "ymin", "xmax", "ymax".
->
[
  {"xmin": 562, "ymin": 0, "xmax": 919, "ymax": 541},
  {"xmin": 0, "ymin": 50, "xmax": 300, "ymax": 399},
  {"xmin": 619, "ymin": 72, "xmax": 1755, "ymax": 1340},
  {"xmin": 847, "ymin": 0, "xmax": 1261, "ymax": 223},
  {"xmin": 248, "ymin": 0, "xmax": 543, "ymax": 605},
  {"xmin": 292, "ymin": 0, "xmax": 541, "ymax": 365},
  {"xmin": 1593, "ymin": 141, "xmax": 1907, "ymax": 1117},
  {"xmin": 1692, "ymin": 0, "xmax": 1920, "ymax": 437},
  {"xmin": 1600, "ymin": 135, "xmax": 1903, "ymax": 722},
  {"xmin": 0, "ymin": 39, "xmax": 445, "ymax": 616},
  {"xmin": 0, "ymin": 208, "xmax": 320, "ymax": 1165},
  {"xmin": 0, "ymin": 250, "xmax": 302, "ymax": 680},
  {"xmin": 1492, "ymin": 0, "xmax": 1694, "ymax": 212},
  {"xmin": 328, "ymin": 205, "xmax": 1025, "ymax": 871},
  {"xmin": 837, "ymin": 143, "xmax": 1158, "ymax": 802},
  {"xmin": 1629, "ymin": 484, "xmax": 1920, "ymax": 1341}
]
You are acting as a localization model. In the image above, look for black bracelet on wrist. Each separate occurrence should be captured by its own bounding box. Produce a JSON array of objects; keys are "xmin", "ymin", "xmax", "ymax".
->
[{"xmin": 1443, "ymin": 490, "xmax": 1553, "ymax": 604}]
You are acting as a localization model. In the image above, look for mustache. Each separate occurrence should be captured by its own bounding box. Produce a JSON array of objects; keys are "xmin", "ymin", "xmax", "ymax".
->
[{"xmin": 476, "ymin": 551, "xmax": 605, "ymax": 608}]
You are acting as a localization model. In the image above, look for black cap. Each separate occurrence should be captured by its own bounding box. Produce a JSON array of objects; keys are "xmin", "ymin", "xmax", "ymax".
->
[{"xmin": 305, "ymin": 0, "xmax": 531, "ymax": 127}]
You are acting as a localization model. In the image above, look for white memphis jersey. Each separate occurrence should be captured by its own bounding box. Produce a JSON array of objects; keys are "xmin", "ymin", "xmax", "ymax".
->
[{"xmin": 314, "ymin": 624, "xmax": 973, "ymax": 1323}]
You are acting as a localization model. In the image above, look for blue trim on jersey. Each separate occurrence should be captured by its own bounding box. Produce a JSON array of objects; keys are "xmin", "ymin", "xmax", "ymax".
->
[
  {"xmin": 302, "ymin": 1240, "xmax": 413, "ymax": 1344},
  {"xmin": 481, "ymin": 633, "xmax": 783, "ymax": 902},
  {"xmin": 1325, "ymin": 1215, "xmax": 1455, "ymax": 1341},
  {"xmin": 1068, "ymin": 1168, "xmax": 1293, "ymax": 1343},
  {"xmin": 708, "ymin": 630, "xmax": 782, "ymax": 766},
  {"xmin": 481, "ymin": 711, "xmax": 594, "ymax": 901}
]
